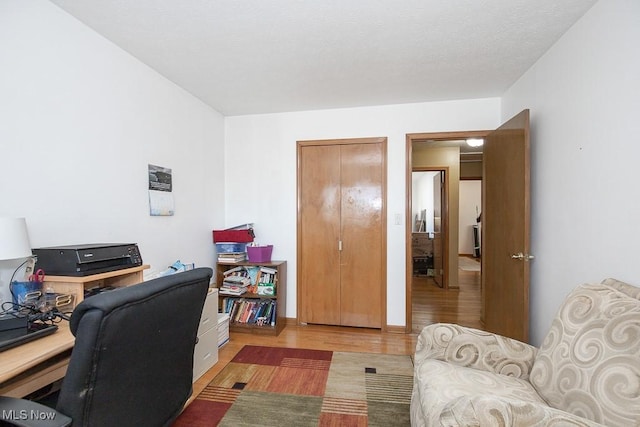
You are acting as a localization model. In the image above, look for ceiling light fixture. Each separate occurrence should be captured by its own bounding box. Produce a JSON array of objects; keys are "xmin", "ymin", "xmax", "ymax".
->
[{"xmin": 466, "ymin": 138, "xmax": 484, "ymax": 147}]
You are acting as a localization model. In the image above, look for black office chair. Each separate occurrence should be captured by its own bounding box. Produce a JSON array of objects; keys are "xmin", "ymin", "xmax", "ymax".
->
[{"xmin": 0, "ymin": 267, "xmax": 213, "ymax": 427}]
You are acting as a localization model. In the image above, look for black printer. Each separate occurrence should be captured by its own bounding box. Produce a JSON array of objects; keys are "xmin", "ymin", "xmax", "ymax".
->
[{"xmin": 32, "ymin": 243, "xmax": 143, "ymax": 276}]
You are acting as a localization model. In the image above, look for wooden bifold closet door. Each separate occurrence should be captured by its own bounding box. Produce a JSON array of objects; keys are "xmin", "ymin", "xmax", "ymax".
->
[{"xmin": 297, "ymin": 137, "xmax": 386, "ymax": 329}]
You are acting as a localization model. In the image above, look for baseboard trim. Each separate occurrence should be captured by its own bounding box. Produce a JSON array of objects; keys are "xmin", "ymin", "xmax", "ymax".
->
[
  {"xmin": 385, "ymin": 325, "xmax": 408, "ymax": 334},
  {"xmin": 288, "ymin": 318, "xmax": 409, "ymax": 334}
]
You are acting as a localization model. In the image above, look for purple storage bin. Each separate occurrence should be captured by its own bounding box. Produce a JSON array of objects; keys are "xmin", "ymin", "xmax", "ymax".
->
[{"xmin": 247, "ymin": 245, "xmax": 273, "ymax": 263}]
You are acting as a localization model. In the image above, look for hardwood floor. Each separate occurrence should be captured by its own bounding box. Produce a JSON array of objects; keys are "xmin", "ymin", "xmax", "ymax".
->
[
  {"xmin": 193, "ymin": 258, "xmax": 482, "ymax": 398},
  {"xmin": 412, "ymin": 264, "xmax": 482, "ymax": 333}
]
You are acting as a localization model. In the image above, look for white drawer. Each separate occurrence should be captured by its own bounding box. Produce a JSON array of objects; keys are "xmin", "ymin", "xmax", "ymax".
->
[
  {"xmin": 193, "ymin": 326, "xmax": 218, "ymax": 381},
  {"xmin": 197, "ymin": 288, "xmax": 218, "ymax": 335}
]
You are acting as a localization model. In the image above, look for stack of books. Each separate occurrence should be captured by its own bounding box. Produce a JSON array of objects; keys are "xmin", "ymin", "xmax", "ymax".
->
[
  {"xmin": 213, "ymin": 224, "xmax": 254, "ymax": 264},
  {"xmin": 217, "ymin": 251, "xmax": 246, "ymax": 263},
  {"xmin": 219, "ymin": 276, "xmax": 250, "ymax": 295},
  {"xmin": 219, "ymin": 267, "xmax": 251, "ymax": 295}
]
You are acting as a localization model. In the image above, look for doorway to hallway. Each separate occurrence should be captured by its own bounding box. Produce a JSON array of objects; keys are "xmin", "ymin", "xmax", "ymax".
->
[
  {"xmin": 405, "ymin": 129, "xmax": 488, "ymax": 333},
  {"xmin": 406, "ymin": 110, "xmax": 531, "ymax": 341}
]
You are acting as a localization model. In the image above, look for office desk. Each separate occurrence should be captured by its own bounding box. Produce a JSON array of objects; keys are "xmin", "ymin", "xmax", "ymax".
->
[
  {"xmin": 0, "ymin": 322, "xmax": 74, "ymax": 397},
  {"xmin": 0, "ymin": 265, "xmax": 149, "ymax": 398}
]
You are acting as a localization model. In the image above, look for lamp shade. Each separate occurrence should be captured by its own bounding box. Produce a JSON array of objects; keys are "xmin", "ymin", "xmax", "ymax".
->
[{"xmin": 0, "ymin": 217, "xmax": 32, "ymax": 260}]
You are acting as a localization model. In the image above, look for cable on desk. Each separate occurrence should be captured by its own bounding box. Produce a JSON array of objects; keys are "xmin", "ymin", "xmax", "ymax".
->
[{"xmin": 1, "ymin": 300, "xmax": 70, "ymax": 325}]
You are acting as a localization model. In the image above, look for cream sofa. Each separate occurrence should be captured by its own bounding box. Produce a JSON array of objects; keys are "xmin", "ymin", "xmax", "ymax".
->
[{"xmin": 411, "ymin": 278, "xmax": 640, "ymax": 426}]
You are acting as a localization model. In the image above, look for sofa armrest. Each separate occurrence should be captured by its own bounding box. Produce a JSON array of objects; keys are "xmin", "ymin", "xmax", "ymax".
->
[
  {"xmin": 441, "ymin": 394, "xmax": 606, "ymax": 426},
  {"xmin": 415, "ymin": 323, "xmax": 538, "ymax": 380},
  {"xmin": 0, "ymin": 396, "xmax": 71, "ymax": 427}
]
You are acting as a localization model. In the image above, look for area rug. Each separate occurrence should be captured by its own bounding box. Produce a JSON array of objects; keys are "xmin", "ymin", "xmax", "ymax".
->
[
  {"xmin": 173, "ymin": 345, "xmax": 414, "ymax": 427},
  {"xmin": 458, "ymin": 256, "xmax": 480, "ymax": 272}
]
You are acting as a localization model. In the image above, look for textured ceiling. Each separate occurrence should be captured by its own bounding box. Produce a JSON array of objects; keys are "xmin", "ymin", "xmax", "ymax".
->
[{"xmin": 49, "ymin": 0, "xmax": 598, "ymax": 116}]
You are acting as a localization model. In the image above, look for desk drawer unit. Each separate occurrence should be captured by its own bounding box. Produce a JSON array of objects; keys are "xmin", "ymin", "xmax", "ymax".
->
[{"xmin": 193, "ymin": 288, "xmax": 218, "ymax": 381}]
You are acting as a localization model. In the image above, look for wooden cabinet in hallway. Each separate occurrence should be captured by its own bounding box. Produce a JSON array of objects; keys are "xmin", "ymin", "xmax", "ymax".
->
[{"xmin": 297, "ymin": 137, "xmax": 387, "ymax": 329}]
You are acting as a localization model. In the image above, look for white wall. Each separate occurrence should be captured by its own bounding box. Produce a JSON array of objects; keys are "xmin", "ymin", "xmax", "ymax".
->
[
  {"xmin": 225, "ymin": 99, "xmax": 501, "ymax": 325},
  {"xmin": 0, "ymin": 1, "xmax": 226, "ymax": 303},
  {"xmin": 502, "ymin": 0, "xmax": 640, "ymax": 345},
  {"xmin": 459, "ymin": 180, "xmax": 481, "ymax": 255}
]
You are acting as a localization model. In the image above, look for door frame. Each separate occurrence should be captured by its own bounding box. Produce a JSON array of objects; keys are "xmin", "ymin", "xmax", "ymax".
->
[{"xmin": 405, "ymin": 130, "xmax": 489, "ymax": 333}]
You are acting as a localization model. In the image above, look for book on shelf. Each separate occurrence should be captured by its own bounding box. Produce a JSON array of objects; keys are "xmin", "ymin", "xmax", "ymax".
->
[
  {"xmin": 223, "ymin": 275, "xmax": 251, "ymax": 286},
  {"xmin": 219, "ymin": 285, "xmax": 247, "ymax": 296},
  {"xmin": 219, "ymin": 273, "xmax": 251, "ymax": 295},
  {"xmin": 256, "ymin": 283, "xmax": 275, "ymax": 296},
  {"xmin": 254, "ymin": 266, "xmax": 277, "ymax": 292},
  {"xmin": 269, "ymin": 301, "xmax": 276, "ymax": 326},
  {"xmin": 222, "ymin": 266, "xmax": 246, "ymax": 276},
  {"xmin": 217, "ymin": 252, "xmax": 247, "ymax": 263},
  {"xmin": 245, "ymin": 266, "xmax": 260, "ymax": 284}
]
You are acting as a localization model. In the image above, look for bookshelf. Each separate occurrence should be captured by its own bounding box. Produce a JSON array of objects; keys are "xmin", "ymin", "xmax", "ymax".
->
[{"xmin": 216, "ymin": 260, "xmax": 286, "ymax": 336}]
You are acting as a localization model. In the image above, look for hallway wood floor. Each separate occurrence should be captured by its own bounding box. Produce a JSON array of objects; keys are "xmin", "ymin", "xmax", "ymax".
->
[
  {"xmin": 192, "ymin": 262, "xmax": 482, "ymax": 399},
  {"xmin": 412, "ymin": 268, "xmax": 482, "ymax": 333}
]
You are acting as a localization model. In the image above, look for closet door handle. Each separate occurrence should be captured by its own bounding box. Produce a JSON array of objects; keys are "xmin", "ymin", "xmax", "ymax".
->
[{"xmin": 338, "ymin": 240, "xmax": 343, "ymax": 251}]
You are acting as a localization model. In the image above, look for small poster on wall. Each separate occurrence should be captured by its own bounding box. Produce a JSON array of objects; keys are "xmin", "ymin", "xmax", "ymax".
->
[{"xmin": 148, "ymin": 164, "xmax": 174, "ymax": 216}]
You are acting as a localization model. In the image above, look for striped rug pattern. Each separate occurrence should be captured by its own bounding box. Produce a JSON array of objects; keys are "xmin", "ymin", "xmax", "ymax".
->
[{"xmin": 174, "ymin": 345, "xmax": 414, "ymax": 426}]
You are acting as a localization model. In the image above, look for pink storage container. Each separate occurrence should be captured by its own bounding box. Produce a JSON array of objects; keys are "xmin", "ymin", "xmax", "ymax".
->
[{"xmin": 247, "ymin": 245, "xmax": 273, "ymax": 263}]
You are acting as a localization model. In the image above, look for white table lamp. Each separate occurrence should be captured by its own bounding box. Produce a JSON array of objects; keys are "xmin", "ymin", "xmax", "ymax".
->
[{"xmin": 0, "ymin": 217, "xmax": 32, "ymax": 261}]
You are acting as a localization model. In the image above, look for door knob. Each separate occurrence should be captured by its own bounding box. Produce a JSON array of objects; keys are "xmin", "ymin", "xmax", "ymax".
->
[{"xmin": 511, "ymin": 252, "xmax": 535, "ymax": 261}]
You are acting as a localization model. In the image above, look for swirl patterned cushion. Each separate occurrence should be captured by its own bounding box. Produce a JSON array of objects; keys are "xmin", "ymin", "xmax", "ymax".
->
[
  {"xmin": 411, "ymin": 279, "xmax": 640, "ymax": 427},
  {"xmin": 530, "ymin": 281, "xmax": 640, "ymax": 426}
]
